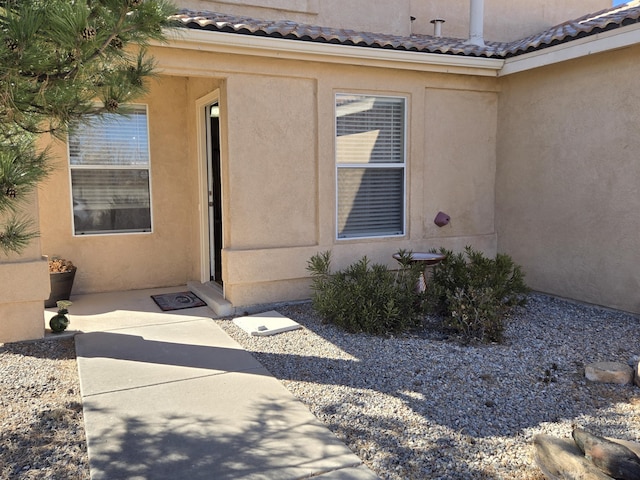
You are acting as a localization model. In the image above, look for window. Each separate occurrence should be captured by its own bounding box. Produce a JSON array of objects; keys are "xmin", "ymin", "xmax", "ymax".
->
[
  {"xmin": 335, "ymin": 94, "xmax": 406, "ymax": 239},
  {"xmin": 68, "ymin": 105, "xmax": 152, "ymax": 235}
]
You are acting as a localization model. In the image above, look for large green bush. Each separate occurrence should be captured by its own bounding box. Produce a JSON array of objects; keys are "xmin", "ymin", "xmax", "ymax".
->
[
  {"xmin": 306, "ymin": 250, "xmax": 424, "ymax": 335},
  {"xmin": 426, "ymin": 246, "xmax": 529, "ymax": 343}
]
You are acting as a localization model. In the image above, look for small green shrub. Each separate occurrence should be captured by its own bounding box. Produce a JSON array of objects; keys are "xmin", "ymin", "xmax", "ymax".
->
[
  {"xmin": 306, "ymin": 250, "xmax": 425, "ymax": 335},
  {"xmin": 426, "ymin": 246, "xmax": 529, "ymax": 343}
]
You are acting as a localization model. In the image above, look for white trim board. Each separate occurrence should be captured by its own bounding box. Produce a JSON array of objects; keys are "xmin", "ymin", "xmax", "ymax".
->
[
  {"xmin": 160, "ymin": 29, "xmax": 504, "ymax": 77},
  {"xmin": 501, "ymin": 23, "xmax": 640, "ymax": 76}
]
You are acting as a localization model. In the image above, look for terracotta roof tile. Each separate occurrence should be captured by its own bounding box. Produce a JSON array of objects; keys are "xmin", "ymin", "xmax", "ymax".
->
[{"xmin": 170, "ymin": 1, "xmax": 640, "ymax": 59}]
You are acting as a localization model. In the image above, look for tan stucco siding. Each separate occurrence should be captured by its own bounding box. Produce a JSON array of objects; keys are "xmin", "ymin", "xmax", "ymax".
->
[
  {"xmin": 182, "ymin": 0, "xmax": 609, "ymax": 41},
  {"xmin": 225, "ymin": 74, "xmax": 318, "ymax": 250},
  {"xmin": 37, "ymin": 76, "xmax": 203, "ymax": 294},
  {"xmin": 0, "ymin": 193, "xmax": 49, "ymax": 342},
  {"xmin": 184, "ymin": 0, "xmax": 410, "ymax": 36},
  {"xmin": 37, "ymin": 43, "xmax": 500, "ymax": 307},
  {"xmin": 497, "ymin": 46, "xmax": 640, "ymax": 313},
  {"xmin": 423, "ymin": 88, "xmax": 497, "ymax": 243},
  {"xmin": 409, "ymin": 0, "xmax": 610, "ymax": 42},
  {"xmin": 215, "ymin": 58, "xmax": 499, "ymax": 306}
]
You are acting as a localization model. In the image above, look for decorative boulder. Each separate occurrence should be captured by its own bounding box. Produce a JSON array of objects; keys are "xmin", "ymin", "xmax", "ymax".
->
[
  {"xmin": 633, "ymin": 358, "xmax": 640, "ymax": 388},
  {"xmin": 572, "ymin": 428, "xmax": 640, "ymax": 480},
  {"xmin": 585, "ymin": 362, "xmax": 634, "ymax": 385},
  {"xmin": 535, "ymin": 429, "xmax": 640, "ymax": 480},
  {"xmin": 534, "ymin": 434, "xmax": 612, "ymax": 479}
]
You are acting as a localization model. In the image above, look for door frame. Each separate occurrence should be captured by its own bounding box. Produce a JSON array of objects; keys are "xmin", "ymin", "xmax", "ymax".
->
[{"xmin": 195, "ymin": 89, "xmax": 223, "ymax": 285}]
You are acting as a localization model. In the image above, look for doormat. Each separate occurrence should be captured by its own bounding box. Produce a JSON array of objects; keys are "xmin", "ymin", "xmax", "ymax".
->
[
  {"xmin": 233, "ymin": 311, "xmax": 302, "ymax": 337},
  {"xmin": 151, "ymin": 291, "xmax": 207, "ymax": 311}
]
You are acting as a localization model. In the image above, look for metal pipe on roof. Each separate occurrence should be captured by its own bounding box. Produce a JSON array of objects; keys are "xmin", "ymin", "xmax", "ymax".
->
[
  {"xmin": 467, "ymin": 0, "xmax": 485, "ymax": 47},
  {"xmin": 430, "ymin": 18, "xmax": 445, "ymax": 38}
]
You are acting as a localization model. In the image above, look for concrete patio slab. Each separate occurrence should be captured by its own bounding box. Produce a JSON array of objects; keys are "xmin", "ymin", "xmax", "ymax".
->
[
  {"xmin": 44, "ymin": 286, "xmax": 216, "ymax": 334},
  {"xmin": 69, "ymin": 287, "xmax": 379, "ymax": 480},
  {"xmin": 75, "ymin": 319, "xmax": 269, "ymax": 396},
  {"xmin": 82, "ymin": 370, "xmax": 365, "ymax": 480}
]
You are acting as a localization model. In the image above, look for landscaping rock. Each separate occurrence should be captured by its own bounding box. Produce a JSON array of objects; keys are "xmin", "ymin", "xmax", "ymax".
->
[
  {"xmin": 609, "ymin": 439, "xmax": 640, "ymax": 460},
  {"xmin": 631, "ymin": 356, "xmax": 640, "ymax": 388},
  {"xmin": 534, "ymin": 434, "xmax": 612, "ymax": 480},
  {"xmin": 572, "ymin": 428, "xmax": 640, "ymax": 480},
  {"xmin": 585, "ymin": 361, "xmax": 634, "ymax": 385},
  {"xmin": 218, "ymin": 294, "xmax": 640, "ymax": 479},
  {"xmin": 535, "ymin": 431, "xmax": 640, "ymax": 480}
]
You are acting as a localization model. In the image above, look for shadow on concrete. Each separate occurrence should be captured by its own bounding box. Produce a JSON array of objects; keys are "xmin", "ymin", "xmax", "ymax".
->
[
  {"xmin": 75, "ymin": 326, "xmax": 374, "ymax": 479},
  {"xmin": 82, "ymin": 396, "xmax": 366, "ymax": 480},
  {"xmin": 76, "ymin": 331, "xmax": 276, "ymax": 375}
]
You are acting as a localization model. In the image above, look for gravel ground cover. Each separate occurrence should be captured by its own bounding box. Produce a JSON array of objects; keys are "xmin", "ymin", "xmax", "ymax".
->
[
  {"xmin": 0, "ymin": 338, "xmax": 89, "ymax": 480},
  {"xmin": 1, "ymin": 294, "xmax": 639, "ymax": 480},
  {"xmin": 216, "ymin": 294, "xmax": 640, "ymax": 479}
]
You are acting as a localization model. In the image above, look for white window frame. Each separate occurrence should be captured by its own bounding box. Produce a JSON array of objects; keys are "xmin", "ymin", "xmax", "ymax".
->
[
  {"xmin": 335, "ymin": 93, "xmax": 407, "ymax": 240},
  {"xmin": 68, "ymin": 104, "xmax": 153, "ymax": 236}
]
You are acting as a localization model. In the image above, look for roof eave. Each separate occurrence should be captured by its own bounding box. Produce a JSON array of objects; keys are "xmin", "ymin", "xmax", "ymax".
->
[
  {"xmin": 500, "ymin": 21, "xmax": 640, "ymax": 76},
  {"xmin": 158, "ymin": 28, "xmax": 504, "ymax": 77}
]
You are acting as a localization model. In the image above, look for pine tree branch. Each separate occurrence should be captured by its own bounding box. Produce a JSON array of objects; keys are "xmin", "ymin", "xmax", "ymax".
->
[
  {"xmin": 0, "ymin": 215, "xmax": 38, "ymax": 255},
  {"xmin": 0, "ymin": 0, "xmax": 178, "ymax": 255}
]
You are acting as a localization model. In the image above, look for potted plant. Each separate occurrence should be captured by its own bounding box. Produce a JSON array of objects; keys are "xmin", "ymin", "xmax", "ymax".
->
[
  {"xmin": 49, "ymin": 300, "xmax": 72, "ymax": 333},
  {"xmin": 45, "ymin": 257, "xmax": 77, "ymax": 308}
]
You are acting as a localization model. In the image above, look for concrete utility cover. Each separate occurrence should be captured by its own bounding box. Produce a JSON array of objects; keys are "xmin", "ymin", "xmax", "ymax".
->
[{"xmin": 233, "ymin": 311, "xmax": 302, "ymax": 336}]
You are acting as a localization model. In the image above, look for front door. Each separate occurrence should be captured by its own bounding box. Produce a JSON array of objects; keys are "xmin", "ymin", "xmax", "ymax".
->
[{"xmin": 207, "ymin": 103, "xmax": 223, "ymax": 285}]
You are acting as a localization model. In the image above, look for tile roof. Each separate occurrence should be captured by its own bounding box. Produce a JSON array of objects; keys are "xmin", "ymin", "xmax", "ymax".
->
[
  {"xmin": 170, "ymin": 1, "xmax": 640, "ymax": 59},
  {"xmin": 503, "ymin": 0, "xmax": 640, "ymax": 57}
]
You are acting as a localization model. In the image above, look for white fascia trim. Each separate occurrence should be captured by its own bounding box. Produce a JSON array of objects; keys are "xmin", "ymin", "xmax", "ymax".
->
[
  {"xmin": 161, "ymin": 29, "xmax": 504, "ymax": 77},
  {"xmin": 501, "ymin": 22, "xmax": 640, "ymax": 76}
]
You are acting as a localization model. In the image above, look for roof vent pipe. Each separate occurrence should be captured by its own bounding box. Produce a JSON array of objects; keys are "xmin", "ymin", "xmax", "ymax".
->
[
  {"xmin": 430, "ymin": 18, "xmax": 445, "ymax": 38},
  {"xmin": 466, "ymin": 0, "xmax": 485, "ymax": 46}
]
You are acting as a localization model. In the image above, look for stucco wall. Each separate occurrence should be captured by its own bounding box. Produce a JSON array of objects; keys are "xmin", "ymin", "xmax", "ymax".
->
[
  {"xmin": 37, "ymin": 37, "xmax": 500, "ymax": 308},
  {"xmin": 409, "ymin": 0, "xmax": 610, "ymax": 42},
  {"xmin": 180, "ymin": 0, "xmax": 610, "ymax": 41},
  {"xmin": 37, "ymin": 76, "xmax": 217, "ymax": 295},
  {"xmin": 183, "ymin": 0, "xmax": 410, "ymax": 35},
  {"xmin": 224, "ymin": 74, "xmax": 318, "ymax": 250},
  {"xmin": 154, "ymin": 45, "xmax": 499, "ymax": 306},
  {"xmin": 496, "ymin": 45, "xmax": 640, "ymax": 313},
  {"xmin": 0, "ymin": 193, "xmax": 49, "ymax": 343},
  {"xmin": 423, "ymin": 89, "xmax": 497, "ymax": 240}
]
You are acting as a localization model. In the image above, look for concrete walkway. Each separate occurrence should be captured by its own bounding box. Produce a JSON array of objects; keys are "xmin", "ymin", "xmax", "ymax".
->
[{"xmin": 45, "ymin": 287, "xmax": 378, "ymax": 480}]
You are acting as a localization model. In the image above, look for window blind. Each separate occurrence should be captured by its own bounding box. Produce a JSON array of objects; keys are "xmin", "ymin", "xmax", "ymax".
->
[
  {"xmin": 68, "ymin": 105, "xmax": 152, "ymax": 235},
  {"xmin": 69, "ymin": 106, "xmax": 149, "ymax": 166},
  {"xmin": 336, "ymin": 95, "xmax": 405, "ymax": 164},
  {"xmin": 336, "ymin": 94, "xmax": 406, "ymax": 239},
  {"xmin": 337, "ymin": 168, "xmax": 404, "ymax": 238}
]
